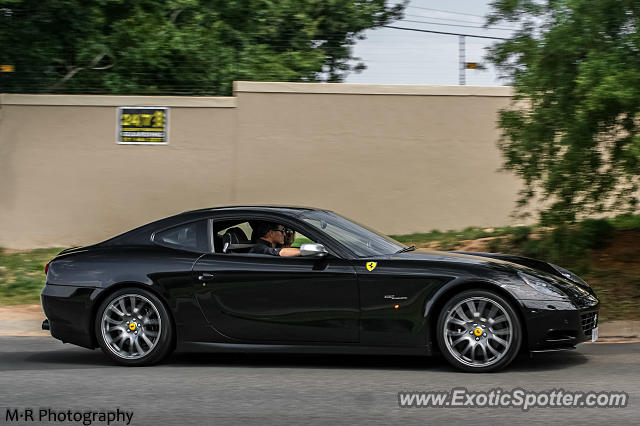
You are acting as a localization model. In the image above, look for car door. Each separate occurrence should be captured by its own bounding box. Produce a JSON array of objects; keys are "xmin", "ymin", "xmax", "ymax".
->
[
  {"xmin": 193, "ymin": 252, "xmax": 359, "ymax": 344},
  {"xmin": 356, "ymin": 257, "xmax": 452, "ymax": 347}
]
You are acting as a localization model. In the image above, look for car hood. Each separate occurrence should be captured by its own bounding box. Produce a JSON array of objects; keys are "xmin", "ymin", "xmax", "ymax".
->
[
  {"xmin": 389, "ymin": 248, "xmax": 521, "ymax": 267},
  {"xmin": 390, "ymin": 249, "xmax": 596, "ymax": 301}
]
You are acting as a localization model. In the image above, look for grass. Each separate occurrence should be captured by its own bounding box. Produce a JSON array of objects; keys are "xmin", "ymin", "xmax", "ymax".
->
[
  {"xmin": 391, "ymin": 225, "xmax": 529, "ymax": 251},
  {"xmin": 0, "ymin": 248, "xmax": 63, "ymax": 305},
  {"xmin": 391, "ymin": 215, "xmax": 627, "ymax": 266},
  {"xmin": 292, "ymin": 236, "xmax": 314, "ymax": 247},
  {"xmin": 609, "ymin": 212, "xmax": 640, "ymax": 229}
]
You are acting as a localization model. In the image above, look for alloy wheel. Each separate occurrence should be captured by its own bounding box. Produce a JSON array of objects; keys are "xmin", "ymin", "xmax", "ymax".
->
[
  {"xmin": 100, "ymin": 293, "xmax": 162, "ymax": 360},
  {"xmin": 442, "ymin": 296, "xmax": 513, "ymax": 368}
]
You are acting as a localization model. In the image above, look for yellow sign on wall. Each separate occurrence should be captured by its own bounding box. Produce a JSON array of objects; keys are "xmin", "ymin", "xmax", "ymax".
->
[
  {"xmin": 1, "ymin": 65, "xmax": 15, "ymax": 72},
  {"xmin": 117, "ymin": 107, "xmax": 169, "ymax": 145}
]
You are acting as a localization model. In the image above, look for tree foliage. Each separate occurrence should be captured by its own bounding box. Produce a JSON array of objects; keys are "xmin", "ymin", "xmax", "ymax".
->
[
  {"xmin": 487, "ymin": 0, "xmax": 640, "ymax": 224},
  {"xmin": 0, "ymin": 0, "xmax": 405, "ymax": 95}
]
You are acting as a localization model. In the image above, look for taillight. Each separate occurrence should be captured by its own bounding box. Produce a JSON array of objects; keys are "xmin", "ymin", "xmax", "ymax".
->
[{"xmin": 45, "ymin": 261, "xmax": 51, "ymax": 275}]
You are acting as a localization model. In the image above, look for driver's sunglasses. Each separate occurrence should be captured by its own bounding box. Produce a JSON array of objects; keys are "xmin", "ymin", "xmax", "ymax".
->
[{"xmin": 272, "ymin": 228, "xmax": 294, "ymax": 235}]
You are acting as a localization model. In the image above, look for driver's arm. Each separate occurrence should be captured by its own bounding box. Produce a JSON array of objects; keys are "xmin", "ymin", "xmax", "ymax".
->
[{"xmin": 279, "ymin": 247, "xmax": 301, "ymax": 257}]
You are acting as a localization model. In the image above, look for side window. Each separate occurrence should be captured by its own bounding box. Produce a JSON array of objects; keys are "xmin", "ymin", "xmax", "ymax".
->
[
  {"xmin": 212, "ymin": 219, "xmax": 316, "ymax": 254},
  {"xmin": 217, "ymin": 222, "xmax": 253, "ymax": 241},
  {"xmin": 212, "ymin": 221, "xmax": 253, "ymax": 254},
  {"xmin": 154, "ymin": 220, "xmax": 209, "ymax": 253},
  {"xmin": 288, "ymin": 232, "xmax": 314, "ymax": 247}
]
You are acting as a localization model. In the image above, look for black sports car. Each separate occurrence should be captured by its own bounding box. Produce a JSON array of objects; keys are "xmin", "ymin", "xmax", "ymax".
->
[{"xmin": 41, "ymin": 206, "xmax": 599, "ymax": 372}]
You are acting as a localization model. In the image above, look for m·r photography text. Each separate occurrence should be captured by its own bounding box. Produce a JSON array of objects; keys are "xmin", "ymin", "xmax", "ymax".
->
[{"xmin": 5, "ymin": 408, "xmax": 134, "ymax": 425}]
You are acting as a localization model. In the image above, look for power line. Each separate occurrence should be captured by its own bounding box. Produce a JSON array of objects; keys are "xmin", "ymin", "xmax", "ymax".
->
[
  {"xmin": 406, "ymin": 5, "xmax": 491, "ymax": 20},
  {"xmin": 382, "ymin": 25, "xmax": 510, "ymax": 40},
  {"xmin": 403, "ymin": 13, "xmax": 517, "ymax": 28},
  {"xmin": 404, "ymin": 12, "xmax": 486, "ymax": 24},
  {"xmin": 399, "ymin": 19, "xmax": 514, "ymax": 31}
]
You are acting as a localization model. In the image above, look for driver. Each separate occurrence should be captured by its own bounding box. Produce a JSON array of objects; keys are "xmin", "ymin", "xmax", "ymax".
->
[
  {"xmin": 278, "ymin": 227, "xmax": 296, "ymax": 248},
  {"xmin": 249, "ymin": 222, "xmax": 301, "ymax": 257}
]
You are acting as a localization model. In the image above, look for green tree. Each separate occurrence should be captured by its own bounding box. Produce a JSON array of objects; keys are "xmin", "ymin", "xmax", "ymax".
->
[
  {"xmin": 487, "ymin": 0, "xmax": 640, "ymax": 224},
  {"xmin": 0, "ymin": 0, "xmax": 405, "ymax": 95}
]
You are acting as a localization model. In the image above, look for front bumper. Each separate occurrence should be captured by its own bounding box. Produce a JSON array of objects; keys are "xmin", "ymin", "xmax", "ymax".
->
[{"xmin": 521, "ymin": 298, "xmax": 599, "ymax": 351}]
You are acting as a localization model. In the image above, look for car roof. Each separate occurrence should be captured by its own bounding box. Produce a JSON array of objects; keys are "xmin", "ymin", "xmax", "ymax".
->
[
  {"xmin": 98, "ymin": 205, "xmax": 325, "ymax": 246},
  {"xmin": 179, "ymin": 205, "xmax": 321, "ymax": 216}
]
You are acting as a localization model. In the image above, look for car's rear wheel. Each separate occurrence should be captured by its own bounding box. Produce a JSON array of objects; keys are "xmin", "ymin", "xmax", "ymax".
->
[
  {"xmin": 95, "ymin": 287, "xmax": 173, "ymax": 366},
  {"xmin": 436, "ymin": 289, "xmax": 522, "ymax": 372}
]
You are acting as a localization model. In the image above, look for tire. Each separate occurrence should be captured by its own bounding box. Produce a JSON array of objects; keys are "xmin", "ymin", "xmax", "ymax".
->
[
  {"xmin": 95, "ymin": 287, "xmax": 174, "ymax": 366},
  {"xmin": 436, "ymin": 289, "xmax": 522, "ymax": 373}
]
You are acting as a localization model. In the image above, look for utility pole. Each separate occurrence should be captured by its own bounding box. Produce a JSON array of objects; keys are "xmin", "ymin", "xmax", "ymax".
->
[
  {"xmin": 459, "ymin": 35, "xmax": 465, "ymax": 85},
  {"xmin": 384, "ymin": 26, "xmax": 508, "ymax": 85}
]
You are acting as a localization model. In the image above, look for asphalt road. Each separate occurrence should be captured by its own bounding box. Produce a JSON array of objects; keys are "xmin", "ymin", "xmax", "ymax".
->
[{"xmin": 0, "ymin": 338, "xmax": 638, "ymax": 425}]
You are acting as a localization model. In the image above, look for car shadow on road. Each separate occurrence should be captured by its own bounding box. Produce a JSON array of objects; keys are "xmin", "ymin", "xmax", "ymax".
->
[
  {"xmin": 8, "ymin": 340, "xmax": 588, "ymax": 373},
  {"xmin": 165, "ymin": 349, "xmax": 589, "ymax": 373},
  {"xmin": 7, "ymin": 349, "xmax": 115, "ymax": 370},
  {"xmin": 509, "ymin": 350, "xmax": 589, "ymax": 372}
]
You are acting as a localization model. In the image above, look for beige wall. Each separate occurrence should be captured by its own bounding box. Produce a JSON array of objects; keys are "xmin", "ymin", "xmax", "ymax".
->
[
  {"xmin": 233, "ymin": 83, "xmax": 518, "ymax": 236},
  {"xmin": 0, "ymin": 84, "xmax": 521, "ymax": 249},
  {"xmin": 0, "ymin": 95, "xmax": 237, "ymax": 248}
]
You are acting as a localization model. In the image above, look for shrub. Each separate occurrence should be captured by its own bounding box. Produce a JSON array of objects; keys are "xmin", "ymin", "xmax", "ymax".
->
[{"xmin": 579, "ymin": 219, "xmax": 615, "ymax": 249}]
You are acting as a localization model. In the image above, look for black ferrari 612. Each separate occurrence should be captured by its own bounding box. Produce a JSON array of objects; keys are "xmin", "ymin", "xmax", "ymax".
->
[{"xmin": 41, "ymin": 206, "xmax": 599, "ymax": 372}]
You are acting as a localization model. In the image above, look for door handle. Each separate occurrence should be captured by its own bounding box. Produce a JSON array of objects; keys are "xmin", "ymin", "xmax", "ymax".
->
[{"xmin": 198, "ymin": 273, "xmax": 215, "ymax": 281}]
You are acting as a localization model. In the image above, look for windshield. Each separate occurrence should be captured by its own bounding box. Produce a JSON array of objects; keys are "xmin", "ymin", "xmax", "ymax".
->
[{"xmin": 299, "ymin": 211, "xmax": 406, "ymax": 257}]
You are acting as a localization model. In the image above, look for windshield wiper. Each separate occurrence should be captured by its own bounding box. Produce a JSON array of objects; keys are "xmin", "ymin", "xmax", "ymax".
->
[{"xmin": 395, "ymin": 245, "xmax": 416, "ymax": 254}]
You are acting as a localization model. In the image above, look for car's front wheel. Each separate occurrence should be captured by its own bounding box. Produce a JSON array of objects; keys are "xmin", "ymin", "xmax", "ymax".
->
[
  {"xmin": 436, "ymin": 289, "xmax": 522, "ymax": 372},
  {"xmin": 95, "ymin": 287, "xmax": 174, "ymax": 366}
]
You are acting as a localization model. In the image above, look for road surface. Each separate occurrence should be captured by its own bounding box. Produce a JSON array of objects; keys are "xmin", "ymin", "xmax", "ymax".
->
[{"xmin": 0, "ymin": 337, "xmax": 637, "ymax": 425}]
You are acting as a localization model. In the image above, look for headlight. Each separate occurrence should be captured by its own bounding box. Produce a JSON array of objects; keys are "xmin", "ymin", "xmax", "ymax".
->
[
  {"xmin": 518, "ymin": 271, "xmax": 566, "ymax": 297},
  {"xmin": 550, "ymin": 263, "xmax": 589, "ymax": 287}
]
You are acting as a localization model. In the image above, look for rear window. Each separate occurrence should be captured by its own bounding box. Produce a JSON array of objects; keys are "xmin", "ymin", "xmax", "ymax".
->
[{"xmin": 154, "ymin": 220, "xmax": 209, "ymax": 253}]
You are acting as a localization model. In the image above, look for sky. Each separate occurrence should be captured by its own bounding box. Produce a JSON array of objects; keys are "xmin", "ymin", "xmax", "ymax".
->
[{"xmin": 345, "ymin": 0, "xmax": 516, "ymax": 86}]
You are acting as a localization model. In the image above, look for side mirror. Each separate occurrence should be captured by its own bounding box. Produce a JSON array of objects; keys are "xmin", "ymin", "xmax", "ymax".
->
[{"xmin": 299, "ymin": 243, "xmax": 329, "ymax": 257}]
